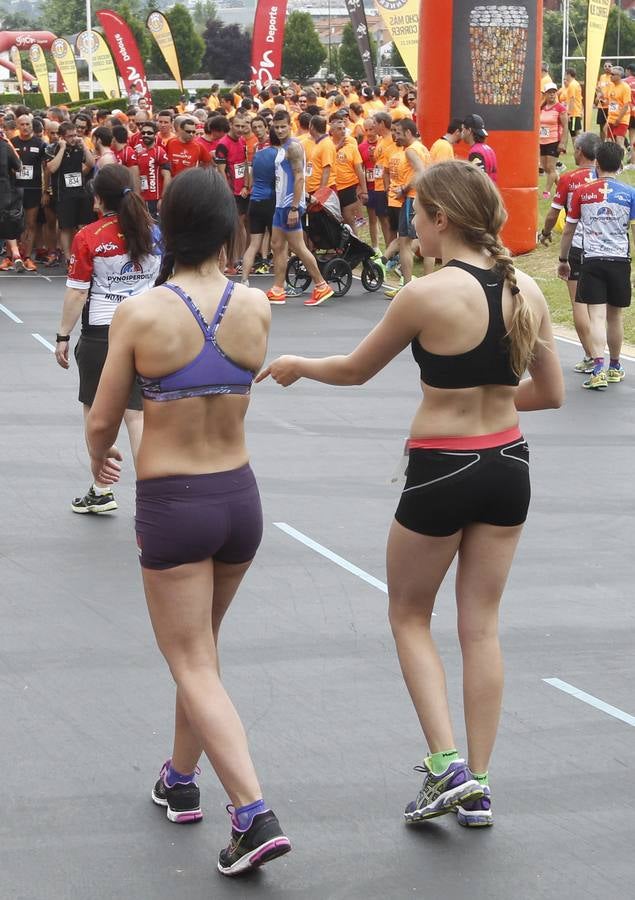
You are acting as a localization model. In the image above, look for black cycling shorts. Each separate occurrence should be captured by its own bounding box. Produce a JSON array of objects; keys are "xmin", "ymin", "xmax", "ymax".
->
[
  {"xmin": 75, "ymin": 328, "xmax": 143, "ymax": 410},
  {"xmin": 395, "ymin": 428, "xmax": 530, "ymax": 537},
  {"xmin": 576, "ymin": 258, "xmax": 631, "ymax": 308},
  {"xmin": 568, "ymin": 246, "xmax": 583, "ymax": 282},
  {"xmin": 248, "ymin": 198, "xmax": 275, "ymax": 235}
]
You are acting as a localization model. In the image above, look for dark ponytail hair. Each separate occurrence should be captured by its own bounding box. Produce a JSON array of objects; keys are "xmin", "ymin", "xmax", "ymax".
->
[
  {"xmin": 155, "ymin": 167, "xmax": 237, "ymax": 285},
  {"xmin": 93, "ymin": 165, "xmax": 154, "ymax": 264}
]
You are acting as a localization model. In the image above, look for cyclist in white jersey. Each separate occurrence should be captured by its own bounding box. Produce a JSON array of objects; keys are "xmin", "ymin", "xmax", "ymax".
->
[{"xmin": 266, "ymin": 110, "xmax": 335, "ymax": 308}]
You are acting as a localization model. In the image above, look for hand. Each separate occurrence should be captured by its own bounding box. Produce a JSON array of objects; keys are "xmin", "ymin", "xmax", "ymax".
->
[
  {"xmin": 287, "ymin": 210, "xmax": 299, "ymax": 226},
  {"xmin": 255, "ymin": 355, "xmax": 302, "ymax": 387},
  {"xmin": 55, "ymin": 339, "xmax": 70, "ymax": 369},
  {"xmin": 537, "ymin": 230, "xmax": 552, "ymax": 246},
  {"xmin": 58, "ymin": 138, "xmax": 66, "ymax": 152},
  {"xmin": 358, "ymin": 191, "xmax": 368, "ymax": 202},
  {"xmin": 42, "ymin": 192, "xmax": 50, "ymax": 206},
  {"xmin": 240, "ymin": 187, "xmax": 249, "ymax": 198},
  {"xmin": 90, "ymin": 446, "xmax": 123, "ymax": 485},
  {"xmin": 557, "ymin": 261, "xmax": 570, "ymax": 281},
  {"xmin": 558, "ymin": 144, "xmax": 566, "ymax": 155}
]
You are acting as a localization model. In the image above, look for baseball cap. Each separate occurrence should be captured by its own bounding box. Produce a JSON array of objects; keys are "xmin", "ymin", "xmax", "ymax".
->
[
  {"xmin": 463, "ymin": 114, "xmax": 488, "ymax": 138},
  {"xmin": 542, "ymin": 82, "xmax": 558, "ymax": 91}
]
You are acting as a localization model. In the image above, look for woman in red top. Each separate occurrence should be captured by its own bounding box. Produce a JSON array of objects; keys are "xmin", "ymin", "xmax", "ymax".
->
[{"xmin": 539, "ymin": 84, "xmax": 568, "ymax": 199}]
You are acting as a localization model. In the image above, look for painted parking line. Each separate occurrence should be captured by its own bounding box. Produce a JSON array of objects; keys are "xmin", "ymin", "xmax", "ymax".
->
[
  {"xmin": 0, "ymin": 303, "xmax": 23, "ymax": 323},
  {"xmin": 32, "ymin": 333, "xmax": 55, "ymax": 352},
  {"xmin": 543, "ymin": 677, "xmax": 635, "ymax": 727},
  {"xmin": 274, "ymin": 521, "xmax": 437, "ymax": 614}
]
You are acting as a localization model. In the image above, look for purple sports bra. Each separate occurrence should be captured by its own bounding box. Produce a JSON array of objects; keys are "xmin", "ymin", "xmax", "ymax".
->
[{"xmin": 137, "ymin": 281, "xmax": 254, "ymax": 401}]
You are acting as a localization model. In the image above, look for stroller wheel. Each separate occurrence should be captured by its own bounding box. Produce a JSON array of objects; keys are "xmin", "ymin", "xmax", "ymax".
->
[
  {"xmin": 322, "ymin": 258, "xmax": 352, "ymax": 297},
  {"xmin": 361, "ymin": 260, "xmax": 384, "ymax": 292},
  {"xmin": 285, "ymin": 256, "xmax": 311, "ymax": 293}
]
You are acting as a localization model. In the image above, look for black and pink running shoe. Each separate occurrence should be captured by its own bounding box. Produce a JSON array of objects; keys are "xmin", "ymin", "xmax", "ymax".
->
[
  {"xmin": 217, "ymin": 809, "xmax": 291, "ymax": 877},
  {"xmin": 151, "ymin": 760, "xmax": 203, "ymax": 824}
]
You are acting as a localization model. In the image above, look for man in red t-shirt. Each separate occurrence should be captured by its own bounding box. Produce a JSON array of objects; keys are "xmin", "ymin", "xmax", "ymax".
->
[
  {"xmin": 112, "ymin": 124, "xmax": 140, "ymax": 193},
  {"xmin": 165, "ymin": 117, "xmax": 212, "ymax": 177},
  {"xmin": 625, "ymin": 63, "xmax": 635, "ymax": 165},
  {"xmin": 136, "ymin": 121, "xmax": 172, "ymax": 220},
  {"xmin": 358, "ymin": 116, "xmax": 384, "ymax": 251},
  {"xmin": 215, "ymin": 109, "xmax": 251, "ymax": 265}
]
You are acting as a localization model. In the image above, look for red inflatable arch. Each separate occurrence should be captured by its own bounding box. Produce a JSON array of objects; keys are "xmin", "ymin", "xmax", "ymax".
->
[
  {"xmin": 0, "ymin": 32, "xmax": 59, "ymax": 87},
  {"xmin": 417, "ymin": 1, "xmax": 543, "ymax": 254}
]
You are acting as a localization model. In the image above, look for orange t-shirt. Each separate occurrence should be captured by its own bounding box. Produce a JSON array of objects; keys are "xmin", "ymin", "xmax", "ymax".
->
[
  {"xmin": 165, "ymin": 138, "xmax": 212, "ymax": 176},
  {"xmin": 387, "ymin": 148, "xmax": 405, "ymax": 207},
  {"xmin": 607, "ymin": 82, "xmax": 631, "ymax": 125},
  {"xmin": 389, "ymin": 103, "xmax": 411, "ymax": 121},
  {"xmin": 429, "ymin": 137, "xmax": 454, "ymax": 163},
  {"xmin": 401, "ymin": 140, "xmax": 431, "ymax": 197},
  {"xmin": 245, "ymin": 132, "xmax": 259, "ymax": 163},
  {"xmin": 332, "ymin": 136, "xmax": 362, "ymax": 190},
  {"xmin": 597, "ymin": 73, "xmax": 611, "ymax": 109},
  {"xmin": 374, "ymin": 135, "xmax": 397, "ymax": 191},
  {"xmin": 306, "ymin": 136, "xmax": 337, "ymax": 193}
]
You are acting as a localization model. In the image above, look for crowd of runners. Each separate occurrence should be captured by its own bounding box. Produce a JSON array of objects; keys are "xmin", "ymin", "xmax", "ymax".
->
[{"xmin": 0, "ymin": 66, "xmax": 632, "ymax": 881}]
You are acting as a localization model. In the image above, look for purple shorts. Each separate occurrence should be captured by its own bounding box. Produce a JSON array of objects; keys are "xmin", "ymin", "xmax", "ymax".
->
[{"xmin": 135, "ymin": 464, "xmax": 263, "ymax": 570}]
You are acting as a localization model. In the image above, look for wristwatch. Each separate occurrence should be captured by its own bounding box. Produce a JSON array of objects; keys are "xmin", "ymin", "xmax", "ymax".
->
[
  {"xmin": 558, "ymin": 257, "xmax": 568, "ymax": 263},
  {"xmin": 56, "ymin": 334, "xmax": 70, "ymax": 342},
  {"xmin": 289, "ymin": 206, "xmax": 299, "ymax": 212}
]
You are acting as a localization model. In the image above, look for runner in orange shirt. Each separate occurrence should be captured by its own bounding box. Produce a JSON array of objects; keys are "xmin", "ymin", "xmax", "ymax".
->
[
  {"xmin": 595, "ymin": 60, "xmax": 613, "ymax": 139},
  {"xmin": 429, "ymin": 119, "xmax": 463, "ymax": 163},
  {"xmin": 329, "ymin": 114, "xmax": 367, "ymax": 233},
  {"xmin": 305, "ymin": 116, "xmax": 337, "ymax": 195},
  {"xmin": 386, "ymin": 87, "xmax": 410, "ymax": 121},
  {"xmin": 165, "ymin": 117, "xmax": 212, "ymax": 177},
  {"xmin": 625, "ymin": 63, "xmax": 635, "ymax": 165},
  {"xmin": 606, "ymin": 66, "xmax": 631, "ymax": 148},
  {"xmin": 156, "ymin": 110, "xmax": 176, "ymax": 148},
  {"xmin": 373, "ymin": 111, "xmax": 398, "ymax": 247},
  {"xmin": 562, "ymin": 68, "xmax": 583, "ymax": 140}
]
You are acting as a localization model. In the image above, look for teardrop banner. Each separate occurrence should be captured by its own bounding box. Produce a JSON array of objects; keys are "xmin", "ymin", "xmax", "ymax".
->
[
  {"xmin": 97, "ymin": 10, "xmax": 150, "ymax": 103},
  {"xmin": 9, "ymin": 45, "xmax": 24, "ymax": 95},
  {"xmin": 146, "ymin": 11, "xmax": 183, "ymax": 92},
  {"xmin": 585, "ymin": 0, "xmax": 610, "ymax": 129},
  {"xmin": 374, "ymin": 0, "xmax": 419, "ymax": 80},
  {"xmin": 50, "ymin": 37, "xmax": 80, "ymax": 102},
  {"xmin": 250, "ymin": 0, "xmax": 288, "ymax": 92},
  {"xmin": 76, "ymin": 30, "xmax": 121, "ymax": 99},
  {"xmin": 29, "ymin": 43, "xmax": 51, "ymax": 107},
  {"xmin": 418, "ymin": 0, "xmax": 543, "ymax": 254}
]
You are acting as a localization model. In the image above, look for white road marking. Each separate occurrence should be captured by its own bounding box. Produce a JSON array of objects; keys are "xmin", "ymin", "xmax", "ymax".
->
[
  {"xmin": 544, "ymin": 677, "xmax": 635, "ymax": 727},
  {"xmin": 32, "ymin": 333, "xmax": 55, "ymax": 352},
  {"xmin": 40, "ymin": 274, "xmax": 52, "ymax": 283},
  {"xmin": 554, "ymin": 334, "xmax": 635, "ymax": 363},
  {"xmin": 0, "ymin": 303, "xmax": 23, "ymax": 323},
  {"xmin": 274, "ymin": 521, "xmax": 437, "ymax": 614}
]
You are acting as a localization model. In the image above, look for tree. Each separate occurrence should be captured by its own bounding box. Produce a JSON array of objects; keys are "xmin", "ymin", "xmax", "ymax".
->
[
  {"xmin": 40, "ymin": 0, "xmax": 86, "ymax": 38},
  {"xmin": 202, "ymin": 19, "xmax": 251, "ymax": 83},
  {"xmin": 0, "ymin": 8, "xmax": 42, "ymax": 29},
  {"xmin": 543, "ymin": 0, "xmax": 635, "ymax": 85},
  {"xmin": 338, "ymin": 21, "xmax": 377, "ymax": 81},
  {"xmin": 149, "ymin": 3, "xmax": 204, "ymax": 78},
  {"xmin": 192, "ymin": 0, "xmax": 217, "ymax": 32},
  {"xmin": 282, "ymin": 11, "xmax": 326, "ymax": 83},
  {"xmin": 97, "ymin": 0, "xmax": 152, "ymax": 65}
]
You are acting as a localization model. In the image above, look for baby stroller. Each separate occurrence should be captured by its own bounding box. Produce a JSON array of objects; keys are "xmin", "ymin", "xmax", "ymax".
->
[{"xmin": 285, "ymin": 187, "xmax": 384, "ymax": 297}]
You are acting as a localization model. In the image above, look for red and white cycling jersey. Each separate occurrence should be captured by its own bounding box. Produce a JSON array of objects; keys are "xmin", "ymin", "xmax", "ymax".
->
[
  {"xmin": 115, "ymin": 145, "xmax": 138, "ymax": 168},
  {"xmin": 567, "ymin": 177, "xmax": 635, "ymax": 260},
  {"xmin": 552, "ymin": 166, "xmax": 596, "ymax": 249},
  {"xmin": 137, "ymin": 145, "xmax": 170, "ymax": 201},
  {"xmin": 67, "ymin": 215, "xmax": 162, "ymax": 326}
]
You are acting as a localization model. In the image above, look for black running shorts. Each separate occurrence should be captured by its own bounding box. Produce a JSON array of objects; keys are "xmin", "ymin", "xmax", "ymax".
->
[
  {"xmin": 395, "ymin": 432, "xmax": 530, "ymax": 537},
  {"xmin": 576, "ymin": 258, "xmax": 632, "ymax": 308},
  {"xmin": 75, "ymin": 328, "xmax": 143, "ymax": 410}
]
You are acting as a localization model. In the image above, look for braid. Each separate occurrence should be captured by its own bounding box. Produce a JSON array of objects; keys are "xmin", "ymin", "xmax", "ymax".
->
[
  {"xmin": 484, "ymin": 233, "xmax": 539, "ymax": 378},
  {"xmin": 155, "ymin": 251, "xmax": 174, "ymax": 287}
]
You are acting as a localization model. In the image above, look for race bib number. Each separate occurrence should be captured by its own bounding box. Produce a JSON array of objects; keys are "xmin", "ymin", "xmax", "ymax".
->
[
  {"xmin": 64, "ymin": 172, "xmax": 82, "ymax": 188},
  {"xmin": 17, "ymin": 165, "xmax": 34, "ymax": 180},
  {"xmin": 306, "ymin": 162, "xmax": 313, "ymax": 177},
  {"xmin": 539, "ymin": 126, "xmax": 550, "ymax": 138},
  {"xmin": 373, "ymin": 166, "xmax": 383, "ymax": 180},
  {"xmin": 140, "ymin": 176, "xmax": 149, "ymax": 191},
  {"xmin": 609, "ymin": 102, "xmax": 619, "ymax": 113},
  {"xmin": 234, "ymin": 163, "xmax": 245, "ymax": 180},
  {"xmin": 365, "ymin": 169, "xmax": 374, "ymax": 183}
]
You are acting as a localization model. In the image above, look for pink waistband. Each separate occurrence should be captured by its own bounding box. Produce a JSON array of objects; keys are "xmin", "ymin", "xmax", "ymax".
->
[{"xmin": 408, "ymin": 426, "xmax": 523, "ymax": 451}]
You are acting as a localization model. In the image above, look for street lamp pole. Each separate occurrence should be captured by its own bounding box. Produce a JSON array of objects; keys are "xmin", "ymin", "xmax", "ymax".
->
[
  {"xmin": 86, "ymin": 0, "xmax": 94, "ymax": 100},
  {"xmin": 328, "ymin": 0, "xmax": 332, "ymax": 73}
]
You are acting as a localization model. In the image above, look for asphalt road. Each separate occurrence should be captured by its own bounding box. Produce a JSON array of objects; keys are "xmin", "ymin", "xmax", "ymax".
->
[{"xmin": 0, "ymin": 269, "xmax": 633, "ymax": 900}]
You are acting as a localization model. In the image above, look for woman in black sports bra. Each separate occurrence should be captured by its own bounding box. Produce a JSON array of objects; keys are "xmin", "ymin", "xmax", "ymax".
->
[{"xmin": 258, "ymin": 160, "xmax": 564, "ymax": 828}]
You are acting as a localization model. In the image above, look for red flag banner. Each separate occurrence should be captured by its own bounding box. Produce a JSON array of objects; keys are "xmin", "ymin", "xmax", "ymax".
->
[
  {"xmin": 97, "ymin": 9, "xmax": 150, "ymax": 103},
  {"xmin": 250, "ymin": 0, "xmax": 288, "ymax": 92}
]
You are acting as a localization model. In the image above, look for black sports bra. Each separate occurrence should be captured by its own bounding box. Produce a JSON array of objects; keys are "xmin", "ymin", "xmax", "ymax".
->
[{"xmin": 411, "ymin": 259, "xmax": 519, "ymax": 389}]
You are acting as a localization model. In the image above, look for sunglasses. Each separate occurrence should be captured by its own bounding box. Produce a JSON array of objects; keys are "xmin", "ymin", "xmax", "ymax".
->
[
  {"xmin": 183, "ymin": 129, "xmax": 196, "ymax": 134},
  {"xmin": 141, "ymin": 131, "xmax": 155, "ymax": 136}
]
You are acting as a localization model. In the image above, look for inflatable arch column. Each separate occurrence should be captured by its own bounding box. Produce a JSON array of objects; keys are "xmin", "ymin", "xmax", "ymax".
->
[{"xmin": 417, "ymin": 1, "xmax": 543, "ymax": 254}]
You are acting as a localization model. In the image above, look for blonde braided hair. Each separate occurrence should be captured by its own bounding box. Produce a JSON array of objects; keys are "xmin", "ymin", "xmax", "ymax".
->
[{"xmin": 416, "ymin": 160, "xmax": 540, "ymax": 377}]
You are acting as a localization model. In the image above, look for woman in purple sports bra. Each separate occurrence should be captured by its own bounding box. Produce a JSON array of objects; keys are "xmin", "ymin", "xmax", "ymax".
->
[{"xmin": 85, "ymin": 167, "xmax": 291, "ymax": 877}]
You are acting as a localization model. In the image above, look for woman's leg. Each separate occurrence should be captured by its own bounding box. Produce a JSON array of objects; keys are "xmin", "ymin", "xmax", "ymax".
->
[
  {"xmin": 455, "ymin": 522, "xmax": 524, "ymax": 775},
  {"xmin": 386, "ymin": 518, "xmax": 462, "ymax": 752},
  {"xmin": 143, "ymin": 558, "xmax": 261, "ymax": 807},
  {"xmin": 170, "ymin": 559, "xmax": 253, "ymax": 775},
  {"xmin": 241, "ymin": 232, "xmax": 264, "ymax": 284},
  {"xmin": 543, "ymin": 156, "xmax": 557, "ymax": 195},
  {"xmin": 123, "ymin": 409, "xmax": 143, "ymax": 462},
  {"xmin": 568, "ymin": 280, "xmax": 592, "ymax": 357}
]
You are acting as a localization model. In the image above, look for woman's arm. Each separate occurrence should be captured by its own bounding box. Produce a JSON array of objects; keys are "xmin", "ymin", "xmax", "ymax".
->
[
  {"xmin": 514, "ymin": 287, "xmax": 565, "ymax": 412},
  {"xmin": 85, "ymin": 303, "xmax": 139, "ymax": 480},
  {"xmin": 256, "ymin": 281, "xmax": 423, "ymax": 387}
]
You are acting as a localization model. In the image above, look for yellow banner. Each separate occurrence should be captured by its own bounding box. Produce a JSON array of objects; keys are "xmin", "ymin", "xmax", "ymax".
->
[
  {"xmin": 10, "ymin": 46, "xmax": 24, "ymax": 95},
  {"xmin": 50, "ymin": 37, "xmax": 80, "ymax": 103},
  {"xmin": 76, "ymin": 30, "xmax": 121, "ymax": 99},
  {"xmin": 373, "ymin": 0, "xmax": 419, "ymax": 81},
  {"xmin": 146, "ymin": 11, "xmax": 183, "ymax": 91},
  {"xmin": 586, "ymin": 0, "xmax": 610, "ymax": 128},
  {"xmin": 29, "ymin": 44, "xmax": 51, "ymax": 107}
]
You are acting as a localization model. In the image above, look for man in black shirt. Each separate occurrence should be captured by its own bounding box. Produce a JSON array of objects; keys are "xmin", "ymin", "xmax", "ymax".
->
[
  {"xmin": 45, "ymin": 120, "xmax": 95, "ymax": 266},
  {"xmin": 11, "ymin": 113, "xmax": 47, "ymax": 271}
]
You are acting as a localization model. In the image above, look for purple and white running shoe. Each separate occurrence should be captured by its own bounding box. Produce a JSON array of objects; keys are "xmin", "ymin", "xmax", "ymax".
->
[{"xmin": 404, "ymin": 759, "xmax": 484, "ymax": 823}]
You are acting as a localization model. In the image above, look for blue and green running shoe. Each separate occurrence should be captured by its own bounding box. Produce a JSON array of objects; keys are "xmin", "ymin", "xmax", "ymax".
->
[{"xmin": 404, "ymin": 759, "xmax": 483, "ymax": 823}]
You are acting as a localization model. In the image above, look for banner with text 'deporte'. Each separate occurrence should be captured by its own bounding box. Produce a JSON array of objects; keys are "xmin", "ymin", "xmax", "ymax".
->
[
  {"xmin": 97, "ymin": 9, "xmax": 150, "ymax": 102},
  {"xmin": 251, "ymin": 0, "xmax": 288, "ymax": 92}
]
